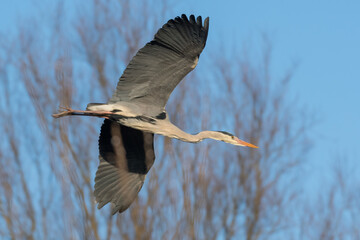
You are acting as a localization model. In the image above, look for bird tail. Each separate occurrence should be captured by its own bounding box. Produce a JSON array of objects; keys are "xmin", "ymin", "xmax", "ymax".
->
[{"xmin": 86, "ymin": 103, "xmax": 109, "ymax": 111}]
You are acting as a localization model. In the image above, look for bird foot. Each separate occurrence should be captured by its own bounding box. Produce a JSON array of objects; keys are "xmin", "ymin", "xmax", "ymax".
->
[
  {"xmin": 52, "ymin": 106, "xmax": 75, "ymax": 118},
  {"xmin": 52, "ymin": 106, "xmax": 113, "ymax": 119}
]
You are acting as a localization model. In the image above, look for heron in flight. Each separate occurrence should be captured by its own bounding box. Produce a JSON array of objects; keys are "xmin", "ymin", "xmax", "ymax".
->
[{"xmin": 53, "ymin": 14, "xmax": 258, "ymax": 214}]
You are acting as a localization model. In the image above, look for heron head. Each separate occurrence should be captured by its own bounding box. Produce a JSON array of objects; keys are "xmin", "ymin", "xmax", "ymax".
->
[{"xmin": 217, "ymin": 131, "xmax": 258, "ymax": 148}]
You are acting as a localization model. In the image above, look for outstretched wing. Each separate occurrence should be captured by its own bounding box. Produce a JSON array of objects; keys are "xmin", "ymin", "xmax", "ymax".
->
[
  {"xmin": 94, "ymin": 119, "xmax": 155, "ymax": 214},
  {"xmin": 109, "ymin": 14, "xmax": 209, "ymax": 110}
]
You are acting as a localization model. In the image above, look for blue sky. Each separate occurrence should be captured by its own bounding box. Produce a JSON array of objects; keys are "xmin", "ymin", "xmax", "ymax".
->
[
  {"xmin": 172, "ymin": 0, "xmax": 360, "ymax": 183},
  {"xmin": 1, "ymin": 0, "xmax": 359, "ymax": 208}
]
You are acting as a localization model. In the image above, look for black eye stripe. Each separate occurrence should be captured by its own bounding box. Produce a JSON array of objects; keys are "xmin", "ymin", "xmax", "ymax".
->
[
  {"xmin": 217, "ymin": 131, "xmax": 233, "ymax": 137},
  {"xmin": 155, "ymin": 112, "xmax": 166, "ymax": 119}
]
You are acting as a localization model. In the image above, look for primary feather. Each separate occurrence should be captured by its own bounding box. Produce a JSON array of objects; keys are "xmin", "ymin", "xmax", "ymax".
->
[
  {"xmin": 109, "ymin": 14, "xmax": 209, "ymax": 113},
  {"xmin": 94, "ymin": 14, "xmax": 209, "ymax": 213},
  {"xmin": 95, "ymin": 119, "xmax": 155, "ymax": 213}
]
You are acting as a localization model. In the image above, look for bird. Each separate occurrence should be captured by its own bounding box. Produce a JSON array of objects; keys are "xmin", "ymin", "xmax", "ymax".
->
[{"xmin": 53, "ymin": 14, "xmax": 258, "ymax": 214}]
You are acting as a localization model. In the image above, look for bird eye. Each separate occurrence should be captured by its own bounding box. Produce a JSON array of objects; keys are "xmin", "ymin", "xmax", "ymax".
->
[{"xmin": 231, "ymin": 136, "xmax": 235, "ymax": 140}]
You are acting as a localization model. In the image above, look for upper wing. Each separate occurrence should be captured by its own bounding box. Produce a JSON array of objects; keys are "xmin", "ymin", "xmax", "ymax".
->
[
  {"xmin": 94, "ymin": 119, "xmax": 155, "ymax": 214},
  {"xmin": 109, "ymin": 14, "xmax": 209, "ymax": 110}
]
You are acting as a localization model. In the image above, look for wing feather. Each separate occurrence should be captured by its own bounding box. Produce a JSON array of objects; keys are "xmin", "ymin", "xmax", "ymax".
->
[
  {"xmin": 94, "ymin": 119, "xmax": 155, "ymax": 214},
  {"xmin": 109, "ymin": 14, "xmax": 209, "ymax": 111}
]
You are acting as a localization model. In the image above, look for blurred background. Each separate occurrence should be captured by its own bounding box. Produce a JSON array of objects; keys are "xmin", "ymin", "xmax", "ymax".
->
[{"xmin": 0, "ymin": 0, "xmax": 359, "ymax": 239}]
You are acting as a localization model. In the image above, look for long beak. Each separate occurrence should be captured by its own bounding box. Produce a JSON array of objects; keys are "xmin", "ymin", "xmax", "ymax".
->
[{"xmin": 236, "ymin": 138, "xmax": 259, "ymax": 148}]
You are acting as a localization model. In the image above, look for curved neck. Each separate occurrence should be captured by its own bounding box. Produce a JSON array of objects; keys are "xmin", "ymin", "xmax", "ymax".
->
[
  {"xmin": 131, "ymin": 119, "xmax": 227, "ymax": 143},
  {"xmin": 195, "ymin": 131, "xmax": 226, "ymax": 142},
  {"xmin": 155, "ymin": 121, "xmax": 223, "ymax": 143}
]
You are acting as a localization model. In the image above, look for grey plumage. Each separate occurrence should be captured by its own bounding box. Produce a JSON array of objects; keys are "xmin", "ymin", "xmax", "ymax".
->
[
  {"xmin": 95, "ymin": 119, "xmax": 154, "ymax": 213},
  {"xmin": 109, "ymin": 14, "xmax": 209, "ymax": 113},
  {"xmin": 52, "ymin": 14, "xmax": 257, "ymax": 214},
  {"xmin": 94, "ymin": 14, "xmax": 209, "ymax": 213}
]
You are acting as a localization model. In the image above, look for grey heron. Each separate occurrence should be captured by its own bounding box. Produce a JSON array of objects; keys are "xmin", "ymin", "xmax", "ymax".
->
[{"xmin": 53, "ymin": 14, "xmax": 258, "ymax": 214}]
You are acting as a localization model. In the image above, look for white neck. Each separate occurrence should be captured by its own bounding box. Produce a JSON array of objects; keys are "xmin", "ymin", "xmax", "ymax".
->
[
  {"xmin": 119, "ymin": 117, "xmax": 230, "ymax": 143},
  {"xmin": 152, "ymin": 121, "xmax": 226, "ymax": 143}
]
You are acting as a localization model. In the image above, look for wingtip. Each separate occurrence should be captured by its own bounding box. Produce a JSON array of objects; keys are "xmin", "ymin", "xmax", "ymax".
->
[
  {"xmin": 196, "ymin": 16, "xmax": 202, "ymax": 26},
  {"xmin": 177, "ymin": 14, "xmax": 209, "ymax": 29},
  {"xmin": 189, "ymin": 15, "xmax": 196, "ymax": 24},
  {"xmin": 204, "ymin": 17, "xmax": 209, "ymax": 32},
  {"xmin": 181, "ymin": 14, "xmax": 188, "ymax": 22}
]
